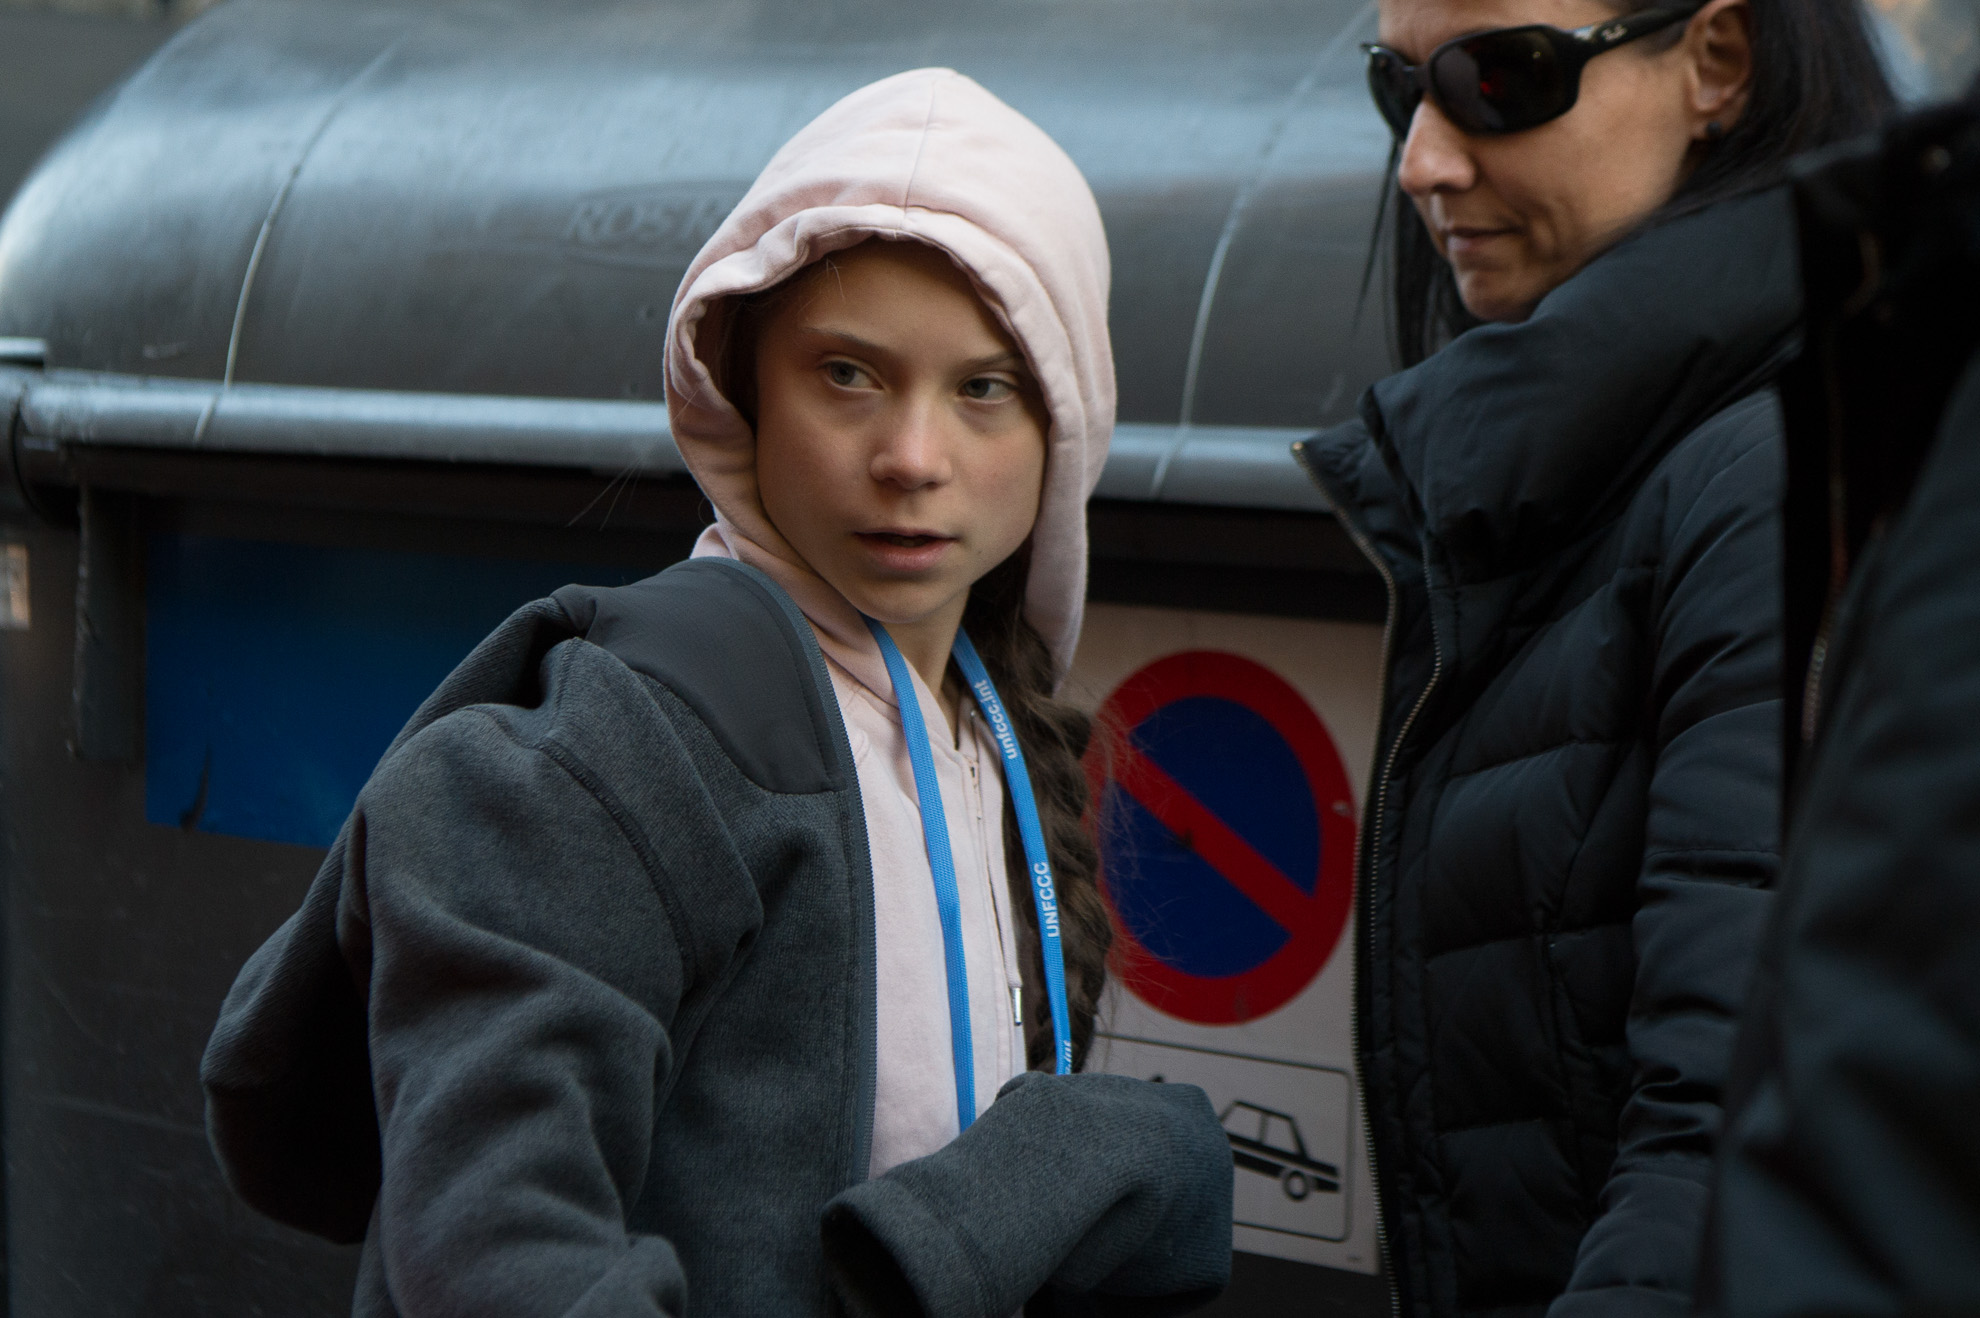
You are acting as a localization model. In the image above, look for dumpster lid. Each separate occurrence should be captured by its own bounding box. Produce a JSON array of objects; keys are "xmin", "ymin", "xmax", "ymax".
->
[{"xmin": 0, "ymin": 0, "xmax": 1389, "ymax": 512}]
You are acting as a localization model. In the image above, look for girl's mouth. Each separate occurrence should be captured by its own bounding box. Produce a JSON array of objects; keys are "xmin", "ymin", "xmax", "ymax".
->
[{"xmin": 856, "ymin": 530, "xmax": 956, "ymax": 571}]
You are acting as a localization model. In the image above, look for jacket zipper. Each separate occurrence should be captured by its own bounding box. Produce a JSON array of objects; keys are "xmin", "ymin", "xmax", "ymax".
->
[{"xmin": 1295, "ymin": 439, "xmax": 1442, "ymax": 1318}]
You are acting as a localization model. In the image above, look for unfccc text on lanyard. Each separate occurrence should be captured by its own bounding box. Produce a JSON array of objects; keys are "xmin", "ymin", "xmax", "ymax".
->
[{"xmin": 865, "ymin": 619, "xmax": 1074, "ymax": 1134}]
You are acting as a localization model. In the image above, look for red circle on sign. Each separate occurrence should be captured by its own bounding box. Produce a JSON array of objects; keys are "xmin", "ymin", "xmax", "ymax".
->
[{"xmin": 1085, "ymin": 651, "xmax": 1355, "ymax": 1024}]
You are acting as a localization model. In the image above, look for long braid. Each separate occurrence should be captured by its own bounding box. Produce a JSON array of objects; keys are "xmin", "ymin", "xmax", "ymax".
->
[{"xmin": 961, "ymin": 552, "xmax": 1113, "ymax": 1070}]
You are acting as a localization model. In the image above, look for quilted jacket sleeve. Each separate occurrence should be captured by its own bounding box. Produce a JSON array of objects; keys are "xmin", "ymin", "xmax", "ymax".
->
[{"xmin": 1551, "ymin": 401, "xmax": 1782, "ymax": 1317}]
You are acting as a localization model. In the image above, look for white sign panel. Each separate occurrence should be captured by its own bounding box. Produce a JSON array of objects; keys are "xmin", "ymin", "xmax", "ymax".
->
[{"xmin": 1065, "ymin": 603, "xmax": 1383, "ymax": 1275}]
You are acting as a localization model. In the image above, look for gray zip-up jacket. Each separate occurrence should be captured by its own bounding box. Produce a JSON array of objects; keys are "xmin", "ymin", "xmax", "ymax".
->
[{"xmin": 200, "ymin": 558, "xmax": 1233, "ymax": 1318}]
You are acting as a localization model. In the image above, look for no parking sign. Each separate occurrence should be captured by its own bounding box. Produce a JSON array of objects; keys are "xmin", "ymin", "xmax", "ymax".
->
[
  {"xmin": 1086, "ymin": 650, "xmax": 1355, "ymax": 1025},
  {"xmin": 1068, "ymin": 607, "xmax": 1381, "ymax": 1275}
]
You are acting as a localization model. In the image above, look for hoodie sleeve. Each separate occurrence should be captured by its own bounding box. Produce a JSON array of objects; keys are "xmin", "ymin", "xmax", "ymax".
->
[
  {"xmin": 349, "ymin": 702, "xmax": 699, "ymax": 1318},
  {"xmin": 819, "ymin": 1071, "xmax": 1233, "ymax": 1318}
]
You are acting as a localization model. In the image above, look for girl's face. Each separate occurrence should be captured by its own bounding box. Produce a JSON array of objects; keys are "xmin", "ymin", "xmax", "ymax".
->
[
  {"xmin": 1381, "ymin": 0, "xmax": 1751, "ymax": 322},
  {"xmin": 752, "ymin": 241, "xmax": 1049, "ymax": 639}
]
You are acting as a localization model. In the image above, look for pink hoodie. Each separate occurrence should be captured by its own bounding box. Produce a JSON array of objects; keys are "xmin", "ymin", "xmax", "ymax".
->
[{"xmin": 664, "ymin": 68, "xmax": 1113, "ymax": 1175}]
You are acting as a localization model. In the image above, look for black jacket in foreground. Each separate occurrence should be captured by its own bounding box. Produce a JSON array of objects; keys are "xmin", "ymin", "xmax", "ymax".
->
[
  {"xmin": 1296, "ymin": 190, "xmax": 1796, "ymax": 1318},
  {"xmin": 200, "ymin": 557, "xmax": 1233, "ymax": 1318},
  {"xmin": 1701, "ymin": 97, "xmax": 1980, "ymax": 1312}
]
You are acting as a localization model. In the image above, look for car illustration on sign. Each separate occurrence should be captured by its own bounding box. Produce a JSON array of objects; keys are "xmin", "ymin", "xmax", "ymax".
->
[{"xmin": 1222, "ymin": 1099, "xmax": 1342, "ymax": 1201}]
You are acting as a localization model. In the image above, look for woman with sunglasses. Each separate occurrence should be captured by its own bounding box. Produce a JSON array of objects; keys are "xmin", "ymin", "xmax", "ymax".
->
[{"xmin": 1296, "ymin": 0, "xmax": 1892, "ymax": 1314}]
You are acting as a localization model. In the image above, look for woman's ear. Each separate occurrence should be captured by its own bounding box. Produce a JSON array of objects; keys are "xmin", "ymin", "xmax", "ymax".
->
[{"xmin": 1684, "ymin": 0, "xmax": 1755, "ymax": 140}]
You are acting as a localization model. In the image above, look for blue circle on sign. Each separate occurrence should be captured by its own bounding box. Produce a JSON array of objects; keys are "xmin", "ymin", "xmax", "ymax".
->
[
  {"xmin": 1104, "ymin": 696, "xmax": 1322, "ymax": 978},
  {"xmin": 1089, "ymin": 649, "xmax": 1356, "ymax": 1025}
]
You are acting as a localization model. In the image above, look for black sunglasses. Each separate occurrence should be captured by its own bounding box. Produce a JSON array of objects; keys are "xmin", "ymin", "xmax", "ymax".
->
[{"xmin": 1362, "ymin": 3, "xmax": 1705, "ymax": 139}]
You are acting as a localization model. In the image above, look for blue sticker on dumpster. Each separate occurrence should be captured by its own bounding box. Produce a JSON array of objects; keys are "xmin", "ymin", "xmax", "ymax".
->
[{"xmin": 145, "ymin": 533, "xmax": 646, "ymax": 849}]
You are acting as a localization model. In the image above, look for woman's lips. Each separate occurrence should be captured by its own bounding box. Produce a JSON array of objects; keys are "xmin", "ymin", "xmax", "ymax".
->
[
  {"xmin": 855, "ymin": 530, "xmax": 956, "ymax": 573},
  {"xmin": 1443, "ymin": 226, "xmax": 1515, "ymax": 261}
]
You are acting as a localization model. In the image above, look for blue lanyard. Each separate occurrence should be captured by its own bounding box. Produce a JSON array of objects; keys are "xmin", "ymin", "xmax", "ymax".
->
[{"xmin": 864, "ymin": 619, "xmax": 1074, "ymax": 1134}]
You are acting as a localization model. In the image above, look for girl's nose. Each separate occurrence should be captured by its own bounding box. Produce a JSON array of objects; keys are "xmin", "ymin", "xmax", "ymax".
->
[
  {"xmin": 869, "ymin": 404, "xmax": 952, "ymax": 490},
  {"xmin": 1396, "ymin": 100, "xmax": 1477, "ymax": 200}
]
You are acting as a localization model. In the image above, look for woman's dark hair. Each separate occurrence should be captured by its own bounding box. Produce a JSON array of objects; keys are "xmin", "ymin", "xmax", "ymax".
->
[
  {"xmin": 1381, "ymin": 0, "xmax": 1898, "ymax": 366},
  {"xmin": 715, "ymin": 248, "xmax": 1116, "ymax": 1070},
  {"xmin": 963, "ymin": 551, "xmax": 1114, "ymax": 1071}
]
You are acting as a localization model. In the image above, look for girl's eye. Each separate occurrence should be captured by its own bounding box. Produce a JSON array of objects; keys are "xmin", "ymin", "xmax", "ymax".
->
[
  {"xmin": 824, "ymin": 360, "xmax": 870, "ymax": 388},
  {"xmin": 961, "ymin": 376, "xmax": 1017, "ymax": 402}
]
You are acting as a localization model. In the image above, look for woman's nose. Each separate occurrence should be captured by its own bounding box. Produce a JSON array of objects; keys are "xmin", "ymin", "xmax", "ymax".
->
[
  {"xmin": 1396, "ymin": 100, "xmax": 1477, "ymax": 199},
  {"xmin": 869, "ymin": 404, "xmax": 952, "ymax": 490}
]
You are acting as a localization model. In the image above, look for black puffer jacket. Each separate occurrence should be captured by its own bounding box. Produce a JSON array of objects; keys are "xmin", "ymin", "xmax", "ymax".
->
[
  {"xmin": 1701, "ymin": 99, "xmax": 1980, "ymax": 1313},
  {"xmin": 1297, "ymin": 191, "xmax": 1796, "ymax": 1318}
]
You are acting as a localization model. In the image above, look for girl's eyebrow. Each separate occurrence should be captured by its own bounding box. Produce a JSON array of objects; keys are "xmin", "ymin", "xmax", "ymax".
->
[
  {"xmin": 796, "ymin": 326, "xmax": 1027, "ymax": 376},
  {"xmin": 962, "ymin": 351, "xmax": 1028, "ymax": 374},
  {"xmin": 797, "ymin": 326, "xmax": 889, "ymax": 356}
]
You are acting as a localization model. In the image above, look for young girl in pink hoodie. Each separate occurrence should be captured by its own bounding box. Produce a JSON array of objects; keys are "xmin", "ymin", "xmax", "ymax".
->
[{"xmin": 203, "ymin": 68, "xmax": 1231, "ymax": 1318}]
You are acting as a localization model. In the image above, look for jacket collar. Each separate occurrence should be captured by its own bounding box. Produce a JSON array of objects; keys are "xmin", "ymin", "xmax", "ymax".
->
[{"xmin": 1362, "ymin": 187, "xmax": 1801, "ymax": 583}]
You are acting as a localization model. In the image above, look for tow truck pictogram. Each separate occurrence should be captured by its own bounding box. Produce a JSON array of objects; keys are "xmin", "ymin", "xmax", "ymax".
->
[{"xmin": 1221, "ymin": 1099, "xmax": 1341, "ymax": 1201}]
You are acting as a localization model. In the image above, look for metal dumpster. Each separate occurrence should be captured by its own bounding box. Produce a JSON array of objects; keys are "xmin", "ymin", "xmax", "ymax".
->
[{"xmin": 0, "ymin": 0, "xmax": 1956, "ymax": 1313}]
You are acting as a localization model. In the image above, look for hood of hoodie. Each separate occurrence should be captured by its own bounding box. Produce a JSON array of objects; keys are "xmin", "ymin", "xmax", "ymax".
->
[{"xmin": 665, "ymin": 67, "xmax": 1113, "ymax": 697}]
